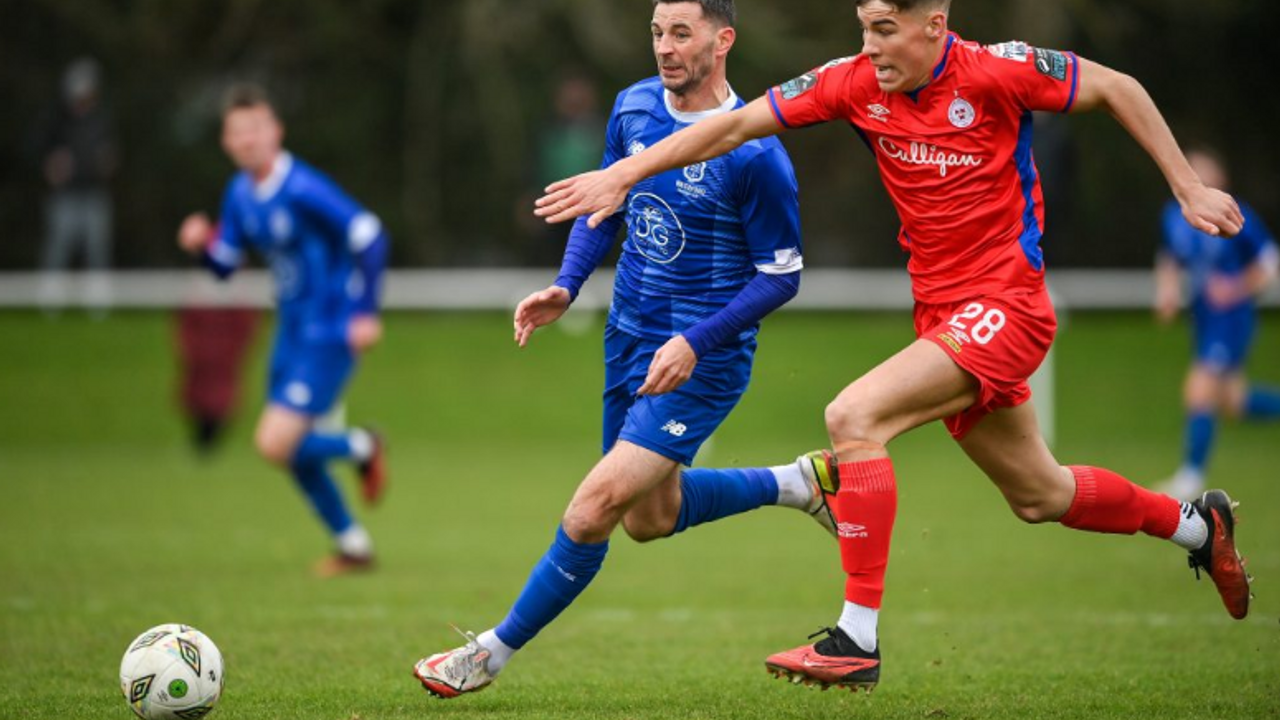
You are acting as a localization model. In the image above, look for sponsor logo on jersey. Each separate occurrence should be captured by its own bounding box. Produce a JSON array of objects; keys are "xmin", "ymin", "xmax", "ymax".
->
[
  {"xmin": 837, "ymin": 522, "xmax": 868, "ymax": 538},
  {"xmin": 627, "ymin": 140, "xmax": 646, "ymax": 156},
  {"xmin": 627, "ymin": 193, "xmax": 687, "ymax": 263},
  {"xmin": 948, "ymin": 96, "xmax": 976, "ymax": 128},
  {"xmin": 1033, "ymin": 47, "xmax": 1068, "ymax": 81},
  {"xmin": 867, "ymin": 103, "xmax": 891, "ymax": 123},
  {"xmin": 987, "ymin": 41, "xmax": 1031, "ymax": 62},
  {"xmin": 661, "ymin": 419, "xmax": 688, "ymax": 437},
  {"xmin": 877, "ymin": 138, "xmax": 982, "ymax": 178}
]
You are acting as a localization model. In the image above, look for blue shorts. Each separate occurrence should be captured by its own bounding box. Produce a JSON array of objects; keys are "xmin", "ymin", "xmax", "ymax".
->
[
  {"xmin": 267, "ymin": 336, "xmax": 355, "ymax": 416},
  {"xmin": 601, "ymin": 324, "xmax": 756, "ymax": 466},
  {"xmin": 1191, "ymin": 304, "xmax": 1255, "ymax": 372}
]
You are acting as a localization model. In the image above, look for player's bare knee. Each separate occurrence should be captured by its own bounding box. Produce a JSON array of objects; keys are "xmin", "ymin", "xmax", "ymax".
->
[
  {"xmin": 825, "ymin": 398, "xmax": 884, "ymax": 450},
  {"xmin": 254, "ymin": 432, "xmax": 292, "ymax": 466}
]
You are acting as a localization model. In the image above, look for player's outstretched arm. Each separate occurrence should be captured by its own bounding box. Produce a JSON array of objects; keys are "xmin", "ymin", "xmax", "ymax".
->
[
  {"xmin": 1153, "ymin": 252, "xmax": 1182, "ymax": 324},
  {"xmin": 1071, "ymin": 58, "xmax": 1243, "ymax": 237},
  {"xmin": 534, "ymin": 96, "xmax": 782, "ymax": 228},
  {"xmin": 513, "ymin": 285, "xmax": 572, "ymax": 348}
]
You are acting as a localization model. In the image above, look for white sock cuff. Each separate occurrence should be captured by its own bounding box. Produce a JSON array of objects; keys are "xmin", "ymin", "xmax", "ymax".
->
[
  {"xmin": 348, "ymin": 429, "xmax": 374, "ymax": 461},
  {"xmin": 336, "ymin": 524, "xmax": 373, "ymax": 558},
  {"xmin": 1169, "ymin": 501, "xmax": 1208, "ymax": 550},
  {"xmin": 837, "ymin": 601, "xmax": 879, "ymax": 653},
  {"xmin": 770, "ymin": 463, "xmax": 811, "ymax": 510},
  {"xmin": 476, "ymin": 629, "xmax": 515, "ymax": 674}
]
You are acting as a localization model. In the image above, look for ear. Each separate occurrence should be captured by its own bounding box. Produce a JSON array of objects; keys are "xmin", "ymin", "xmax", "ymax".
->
[
  {"xmin": 717, "ymin": 25, "xmax": 736, "ymax": 55},
  {"xmin": 925, "ymin": 11, "xmax": 947, "ymax": 40}
]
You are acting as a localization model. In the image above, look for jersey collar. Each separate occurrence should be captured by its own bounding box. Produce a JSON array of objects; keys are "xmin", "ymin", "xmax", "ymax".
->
[
  {"xmin": 905, "ymin": 33, "xmax": 957, "ymax": 103},
  {"xmin": 253, "ymin": 151, "xmax": 293, "ymax": 201},
  {"xmin": 664, "ymin": 85, "xmax": 739, "ymax": 124}
]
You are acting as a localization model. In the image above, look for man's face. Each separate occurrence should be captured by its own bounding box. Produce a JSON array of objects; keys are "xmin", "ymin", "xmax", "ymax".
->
[
  {"xmin": 651, "ymin": 2, "xmax": 724, "ymax": 96},
  {"xmin": 1187, "ymin": 151, "xmax": 1228, "ymax": 191},
  {"xmin": 221, "ymin": 105, "xmax": 282, "ymax": 175},
  {"xmin": 857, "ymin": 1, "xmax": 945, "ymax": 93}
]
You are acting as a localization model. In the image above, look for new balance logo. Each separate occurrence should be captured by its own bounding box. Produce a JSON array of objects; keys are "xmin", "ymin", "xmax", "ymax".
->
[
  {"xmin": 661, "ymin": 420, "xmax": 688, "ymax": 437},
  {"xmin": 837, "ymin": 522, "xmax": 868, "ymax": 538}
]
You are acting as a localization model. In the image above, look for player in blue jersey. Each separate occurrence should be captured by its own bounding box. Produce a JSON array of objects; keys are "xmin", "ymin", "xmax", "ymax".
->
[
  {"xmin": 413, "ymin": 0, "xmax": 836, "ymax": 698},
  {"xmin": 1155, "ymin": 147, "xmax": 1280, "ymax": 501},
  {"xmin": 177, "ymin": 84, "xmax": 390, "ymax": 577}
]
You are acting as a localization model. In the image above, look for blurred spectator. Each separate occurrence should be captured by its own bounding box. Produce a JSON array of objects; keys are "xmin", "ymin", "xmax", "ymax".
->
[
  {"xmin": 515, "ymin": 73, "xmax": 605, "ymax": 264},
  {"xmin": 175, "ymin": 291, "xmax": 260, "ymax": 456},
  {"xmin": 36, "ymin": 57, "xmax": 118, "ymax": 315}
]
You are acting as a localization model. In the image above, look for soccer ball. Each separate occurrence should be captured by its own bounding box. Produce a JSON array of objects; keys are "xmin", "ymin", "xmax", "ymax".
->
[{"xmin": 119, "ymin": 624, "xmax": 224, "ymax": 719}]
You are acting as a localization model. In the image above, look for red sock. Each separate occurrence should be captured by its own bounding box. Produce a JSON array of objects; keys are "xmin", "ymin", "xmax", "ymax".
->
[
  {"xmin": 835, "ymin": 458, "xmax": 897, "ymax": 609},
  {"xmin": 1059, "ymin": 465, "xmax": 1180, "ymax": 538}
]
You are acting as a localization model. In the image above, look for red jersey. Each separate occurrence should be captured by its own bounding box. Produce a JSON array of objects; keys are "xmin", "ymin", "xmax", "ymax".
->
[{"xmin": 767, "ymin": 34, "xmax": 1081, "ymax": 303}]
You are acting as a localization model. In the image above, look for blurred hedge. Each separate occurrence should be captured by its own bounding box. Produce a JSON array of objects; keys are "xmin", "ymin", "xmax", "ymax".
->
[{"xmin": 2, "ymin": 0, "xmax": 1275, "ymax": 269}]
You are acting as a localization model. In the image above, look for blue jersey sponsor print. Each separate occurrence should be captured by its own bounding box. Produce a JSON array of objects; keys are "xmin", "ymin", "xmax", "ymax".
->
[
  {"xmin": 1161, "ymin": 199, "xmax": 1278, "ymax": 369},
  {"xmin": 601, "ymin": 78, "xmax": 803, "ymax": 343}
]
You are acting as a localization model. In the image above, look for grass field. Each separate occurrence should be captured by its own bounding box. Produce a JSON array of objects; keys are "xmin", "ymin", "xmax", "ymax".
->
[{"xmin": 1, "ymin": 308, "xmax": 1277, "ymax": 720}]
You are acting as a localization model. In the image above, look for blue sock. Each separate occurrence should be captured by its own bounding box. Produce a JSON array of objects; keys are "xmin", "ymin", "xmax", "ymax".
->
[
  {"xmin": 669, "ymin": 467, "xmax": 778, "ymax": 536},
  {"xmin": 1244, "ymin": 385, "xmax": 1280, "ymax": 419},
  {"xmin": 494, "ymin": 525, "xmax": 608, "ymax": 649},
  {"xmin": 291, "ymin": 461, "xmax": 353, "ymax": 535},
  {"xmin": 293, "ymin": 432, "xmax": 354, "ymax": 467},
  {"xmin": 1184, "ymin": 411, "xmax": 1216, "ymax": 472}
]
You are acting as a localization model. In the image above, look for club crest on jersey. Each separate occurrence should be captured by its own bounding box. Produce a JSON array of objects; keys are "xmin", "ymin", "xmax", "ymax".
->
[
  {"xmin": 683, "ymin": 162, "xmax": 706, "ymax": 183},
  {"xmin": 627, "ymin": 192, "xmax": 687, "ymax": 264},
  {"xmin": 948, "ymin": 96, "xmax": 976, "ymax": 128}
]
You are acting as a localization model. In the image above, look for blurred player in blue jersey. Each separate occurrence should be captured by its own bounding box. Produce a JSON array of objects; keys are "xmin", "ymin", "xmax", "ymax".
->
[
  {"xmin": 177, "ymin": 84, "xmax": 390, "ymax": 577},
  {"xmin": 413, "ymin": 0, "xmax": 835, "ymax": 698},
  {"xmin": 1155, "ymin": 147, "xmax": 1280, "ymax": 501}
]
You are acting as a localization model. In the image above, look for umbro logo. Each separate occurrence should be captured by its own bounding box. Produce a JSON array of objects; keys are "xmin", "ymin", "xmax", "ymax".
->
[
  {"xmin": 866, "ymin": 104, "xmax": 891, "ymax": 123},
  {"xmin": 837, "ymin": 522, "xmax": 868, "ymax": 538}
]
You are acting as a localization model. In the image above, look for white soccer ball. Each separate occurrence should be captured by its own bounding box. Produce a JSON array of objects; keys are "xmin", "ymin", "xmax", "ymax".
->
[{"xmin": 119, "ymin": 624, "xmax": 225, "ymax": 720}]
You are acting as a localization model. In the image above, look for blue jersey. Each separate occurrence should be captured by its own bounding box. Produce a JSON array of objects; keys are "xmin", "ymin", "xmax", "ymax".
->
[
  {"xmin": 208, "ymin": 152, "xmax": 385, "ymax": 344},
  {"xmin": 602, "ymin": 78, "xmax": 802, "ymax": 343},
  {"xmin": 1161, "ymin": 199, "xmax": 1277, "ymax": 314}
]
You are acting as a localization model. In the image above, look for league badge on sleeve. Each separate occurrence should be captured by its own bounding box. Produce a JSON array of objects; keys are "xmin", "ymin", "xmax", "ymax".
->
[
  {"xmin": 1033, "ymin": 48, "xmax": 1069, "ymax": 81},
  {"xmin": 779, "ymin": 72, "xmax": 817, "ymax": 100}
]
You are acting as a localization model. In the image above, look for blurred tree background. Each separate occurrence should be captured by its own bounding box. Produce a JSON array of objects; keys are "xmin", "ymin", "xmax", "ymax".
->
[{"xmin": 1, "ymin": 0, "xmax": 1275, "ymax": 270}]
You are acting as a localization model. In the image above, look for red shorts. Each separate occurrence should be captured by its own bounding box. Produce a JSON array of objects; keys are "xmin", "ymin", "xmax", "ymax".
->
[{"xmin": 915, "ymin": 288, "xmax": 1057, "ymax": 439}]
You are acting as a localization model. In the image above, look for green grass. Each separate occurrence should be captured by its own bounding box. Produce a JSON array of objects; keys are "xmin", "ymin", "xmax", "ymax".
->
[{"xmin": 1, "ymin": 308, "xmax": 1277, "ymax": 720}]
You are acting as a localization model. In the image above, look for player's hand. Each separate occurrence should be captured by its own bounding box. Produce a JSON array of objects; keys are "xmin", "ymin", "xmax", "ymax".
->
[
  {"xmin": 178, "ymin": 213, "xmax": 214, "ymax": 254},
  {"xmin": 348, "ymin": 314, "xmax": 383, "ymax": 353},
  {"xmin": 534, "ymin": 168, "xmax": 630, "ymax": 229},
  {"xmin": 637, "ymin": 335, "xmax": 697, "ymax": 396},
  {"xmin": 1180, "ymin": 185, "xmax": 1244, "ymax": 237},
  {"xmin": 514, "ymin": 285, "xmax": 571, "ymax": 347}
]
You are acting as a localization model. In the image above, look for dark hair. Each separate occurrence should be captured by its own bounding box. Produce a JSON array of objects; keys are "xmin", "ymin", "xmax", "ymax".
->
[
  {"xmin": 220, "ymin": 83, "xmax": 274, "ymax": 117},
  {"xmin": 854, "ymin": 0, "xmax": 950, "ymax": 12},
  {"xmin": 652, "ymin": 0, "xmax": 736, "ymax": 28}
]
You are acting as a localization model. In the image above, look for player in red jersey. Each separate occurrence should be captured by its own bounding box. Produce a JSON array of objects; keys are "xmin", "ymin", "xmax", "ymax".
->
[{"xmin": 535, "ymin": 0, "xmax": 1253, "ymax": 691}]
